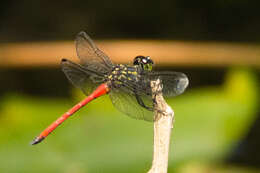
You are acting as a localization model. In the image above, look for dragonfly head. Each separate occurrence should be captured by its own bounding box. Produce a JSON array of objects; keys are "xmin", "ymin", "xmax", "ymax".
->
[{"xmin": 133, "ymin": 56, "xmax": 154, "ymax": 71}]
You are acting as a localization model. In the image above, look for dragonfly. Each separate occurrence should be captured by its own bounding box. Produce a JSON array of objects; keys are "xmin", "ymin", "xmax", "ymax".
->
[{"xmin": 31, "ymin": 31, "xmax": 189, "ymax": 145}]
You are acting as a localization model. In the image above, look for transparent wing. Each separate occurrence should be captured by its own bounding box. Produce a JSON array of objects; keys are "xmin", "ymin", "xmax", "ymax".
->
[
  {"xmin": 109, "ymin": 85, "xmax": 154, "ymax": 122},
  {"xmin": 61, "ymin": 59, "xmax": 105, "ymax": 96},
  {"xmin": 75, "ymin": 31, "xmax": 113, "ymax": 74},
  {"xmin": 147, "ymin": 71, "xmax": 189, "ymax": 98}
]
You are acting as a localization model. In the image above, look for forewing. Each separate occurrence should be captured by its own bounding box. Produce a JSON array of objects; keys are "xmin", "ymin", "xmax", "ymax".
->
[
  {"xmin": 148, "ymin": 71, "xmax": 189, "ymax": 98},
  {"xmin": 61, "ymin": 59, "xmax": 105, "ymax": 96},
  {"xmin": 75, "ymin": 31, "xmax": 113, "ymax": 73},
  {"xmin": 109, "ymin": 86, "xmax": 154, "ymax": 122}
]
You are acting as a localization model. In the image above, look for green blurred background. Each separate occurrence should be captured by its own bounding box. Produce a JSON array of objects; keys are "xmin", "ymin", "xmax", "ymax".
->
[{"xmin": 0, "ymin": 0, "xmax": 260, "ymax": 173}]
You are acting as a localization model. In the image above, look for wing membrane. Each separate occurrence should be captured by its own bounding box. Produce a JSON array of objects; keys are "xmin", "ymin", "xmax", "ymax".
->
[
  {"xmin": 149, "ymin": 71, "xmax": 189, "ymax": 97},
  {"xmin": 115, "ymin": 71, "xmax": 188, "ymax": 99},
  {"xmin": 145, "ymin": 71, "xmax": 189, "ymax": 98},
  {"xmin": 109, "ymin": 85, "xmax": 154, "ymax": 122},
  {"xmin": 75, "ymin": 31, "xmax": 113, "ymax": 73},
  {"xmin": 61, "ymin": 59, "xmax": 105, "ymax": 96}
]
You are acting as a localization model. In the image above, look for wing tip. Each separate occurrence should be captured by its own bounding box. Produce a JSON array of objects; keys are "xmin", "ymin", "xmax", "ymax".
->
[
  {"xmin": 75, "ymin": 31, "xmax": 96, "ymax": 49},
  {"xmin": 60, "ymin": 58, "xmax": 68, "ymax": 66},
  {"xmin": 77, "ymin": 31, "xmax": 90, "ymax": 40},
  {"xmin": 61, "ymin": 58, "xmax": 67, "ymax": 62},
  {"xmin": 77, "ymin": 31, "xmax": 86, "ymax": 36}
]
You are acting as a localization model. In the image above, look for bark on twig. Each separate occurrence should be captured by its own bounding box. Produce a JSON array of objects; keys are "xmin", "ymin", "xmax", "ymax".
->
[{"xmin": 148, "ymin": 79, "xmax": 174, "ymax": 173}]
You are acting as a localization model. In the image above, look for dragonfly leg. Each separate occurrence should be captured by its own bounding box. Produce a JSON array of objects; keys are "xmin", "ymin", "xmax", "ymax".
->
[
  {"xmin": 135, "ymin": 94, "xmax": 153, "ymax": 111},
  {"xmin": 154, "ymin": 108, "xmax": 168, "ymax": 115},
  {"xmin": 135, "ymin": 93, "xmax": 167, "ymax": 116},
  {"xmin": 152, "ymin": 92, "xmax": 169, "ymax": 116}
]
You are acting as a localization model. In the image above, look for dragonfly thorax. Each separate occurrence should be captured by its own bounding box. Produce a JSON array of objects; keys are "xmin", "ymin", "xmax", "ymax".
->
[{"xmin": 107, "ymin": 64, "xmax": 140, "ymax": 88}]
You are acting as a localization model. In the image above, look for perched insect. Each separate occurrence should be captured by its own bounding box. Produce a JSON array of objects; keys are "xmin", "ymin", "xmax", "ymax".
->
[{"xmin": 31, "ymin": 31, "xmax": 188, "ymax": 145}]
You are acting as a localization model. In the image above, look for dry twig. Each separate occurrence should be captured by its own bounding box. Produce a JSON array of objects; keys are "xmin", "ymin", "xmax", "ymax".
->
[{"xmin": 148, "ymin": 79, "xmax": 174, "ymax": 173}]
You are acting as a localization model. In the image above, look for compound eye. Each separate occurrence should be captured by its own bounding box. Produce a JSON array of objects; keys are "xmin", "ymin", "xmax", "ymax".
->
[
  {"xmin": 142, "ymin": 58, "xmax": 147, "ymax": 64},
  {"xmin": 133, "ymin": 58, "xmax": 140, "ymax": 65},
  {"xmin": 134, "ymin": 56, "xmax": 145, "ymax": 65}
]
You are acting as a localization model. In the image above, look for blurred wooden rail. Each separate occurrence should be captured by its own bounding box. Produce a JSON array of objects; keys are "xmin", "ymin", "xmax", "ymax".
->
[{"xmin": 0, "ymin": 40, "xmax": 260, "ymax": 68}]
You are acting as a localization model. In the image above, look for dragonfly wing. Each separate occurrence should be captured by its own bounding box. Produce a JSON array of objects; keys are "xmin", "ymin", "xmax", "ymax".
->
[
  {"xmin": 61, "ymin": 59, "xmax": 105, "ymax": 96},
  {"xmin": 75, "ymin": 31, "xmax": 113, "ymax": 73},
  {"xmin": 109, "ymin": 86, "xmax": 154, "ymax": 122},
  {"xmin": 147, "ymin": 71, "xmax": 189, "ymax": 98}
]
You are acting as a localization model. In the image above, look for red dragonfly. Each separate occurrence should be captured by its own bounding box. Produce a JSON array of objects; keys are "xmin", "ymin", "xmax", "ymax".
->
[{"xmin": 31, "ymin": 31, "xmax": 188, "ymax": 145}]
